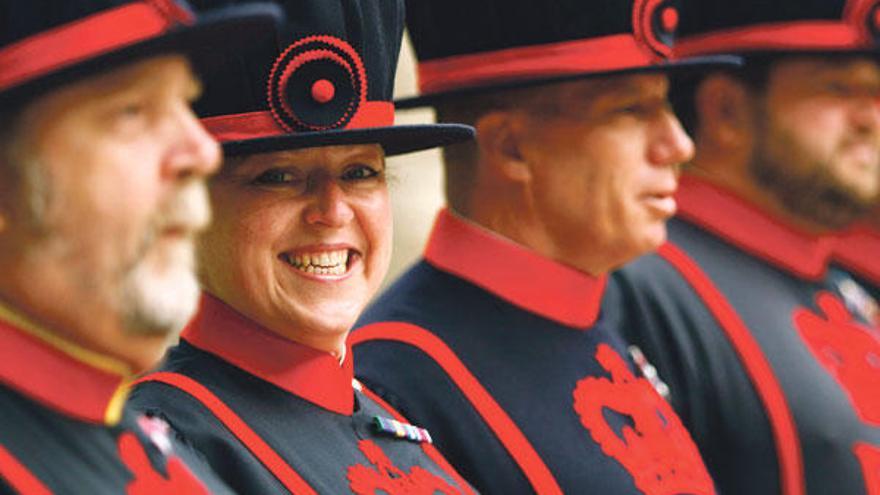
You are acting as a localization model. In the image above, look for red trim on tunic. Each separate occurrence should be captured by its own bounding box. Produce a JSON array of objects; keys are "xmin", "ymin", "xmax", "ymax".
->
[
  {"xmin": 854, "ymin": 442, "xmax": 880, "ymax": 495},
  {"xmin": 0, "ymin": 2, "xmax": 193, "ymax": 92},
  {"xmin": 133, "ymin": 372, "xmax": 318, "ymax": 495},
  {"xmin": 658, "ymin": 242, "xmax": 805, "ymax": 495},
  {"xmin": 416, "ymin": 34, "xmax": 660, "ymax": 95},
  {"xmin": 673, "ymin": 21, "xmax": 870, "ymax": 58},
  {"xmin": 358, "ymin": 385, "xmax": 476, "ymax": 495},
  {"xmin": 835, "ymin": 226, "xmax": 880, "ymax": 287},
  {"xmin": 676, "ymin": 176, "xmax": 835, "ymax": 280},
  {"xmin": 424, "ymin": 209, "xmax": 606, "ymax": 328},
  {"xmin": 0, "ymin": 445, "xmax": 50, "ymax": 495},
  {"xmin": 0, "ymin": 319, "xmax": 126, "ymax": 425},
  {"xmin": 350, "ymin": 322, "xmax": 564, "ymax": 495},
  {"xmin": 201, "ymin": 102, "xmax": 395, "ymax": 143},
  {"xmin": 181, "ymin": 294, "xmax": 354, "ymax": 415}
]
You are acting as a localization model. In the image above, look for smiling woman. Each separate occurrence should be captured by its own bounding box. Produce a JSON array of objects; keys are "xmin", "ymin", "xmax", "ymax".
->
[
  {"xmin": 198, "ymin": 144, "xmax": 392, "ymax": 355},
  {"xmin": 128, "ymin": 0, "xmax": 477, "ymax": 493}
]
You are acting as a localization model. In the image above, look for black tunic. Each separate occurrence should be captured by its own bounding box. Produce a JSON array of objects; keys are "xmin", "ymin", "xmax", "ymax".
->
[
  {"xmin": 0, "ymin": 303, "xmax": 233, "ymax": 495},
  {"xmin": 352, "ymin": 209, "xmax": 715, "ymax": 495},
  {"xmin": 605, "ymin": 176, "xmax": 880, "ymax": 495},
  {"xmin": 129, "ymin": 294, "xmax": 474, "ymax": 495}
]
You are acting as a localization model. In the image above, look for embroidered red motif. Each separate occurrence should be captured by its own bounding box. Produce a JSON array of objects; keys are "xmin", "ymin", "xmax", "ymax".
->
[
  {"xmin": 572, "ymin": 344, "xmax": 715, "ymax": 495},
  {"xmin": 118, "ymin": 432, "xmax": 209, "ymax": 495},
  {"xmin": 347, "ymin": 439, "xmax": 461, "ymax": 494},
  {"xmin": 794, "ymin": 292, "xmax": 880, "ymax": 426},
  {"xmin": 854, "ymin": 442, "xmax": 880, "ymax": 495}
]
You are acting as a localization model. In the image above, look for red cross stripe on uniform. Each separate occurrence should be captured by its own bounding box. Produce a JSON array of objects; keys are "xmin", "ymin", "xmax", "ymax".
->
[
  {"xmin": 794, "ymin": 292, "xmax": 880, "ymax": 426},
  {"xmin": 347, "ymin": 440, "xmax": 461, "ymax": 495},
  {"xmin": 855, "ymin": 442, "xmax": 880, "ymax": 495},
  {"xmin": 117, "ymin": 432, "xmax": 208, "ymax": 495},
  {"xmin": 572, "ymin": 344, "xmax": 715, "ymax": 495}
]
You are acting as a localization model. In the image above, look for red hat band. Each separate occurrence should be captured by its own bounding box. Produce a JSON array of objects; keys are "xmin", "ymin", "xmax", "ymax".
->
[
  {"xmin": 0, "ymin": 1, "xmax": 194, "ymax": 93},
  {"xmin": 416, "ymin": 0, "xmax": 680, "ymax": 96},
  {"xmin": 674, "ymin": 0, "xmax": 880, "ymax": 57},
  {"xmin": 202, "ymin": 35, "xmax": 394, "ymax": 143}
]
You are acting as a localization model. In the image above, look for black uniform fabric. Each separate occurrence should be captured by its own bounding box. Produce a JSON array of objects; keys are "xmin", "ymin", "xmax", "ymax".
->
[
  {"xmin": 0, "ymin": 310, "xmax": 233, "ymax": 495},
  {"xmin": 129, "ymin": 295, "xmax": 474, "ymax": 495},
  {"xmin": 604, "ymin": 176, "xmax": 880, "ymax": 495},
  {"xmin": 351, "ymin": 209, "xmax": 715, "ymax": 495}
]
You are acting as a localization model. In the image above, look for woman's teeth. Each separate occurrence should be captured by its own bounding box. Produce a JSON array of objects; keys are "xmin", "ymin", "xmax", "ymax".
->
[{"xmin": 286, "ymin": 249, "xmax": 350, "ymax": 276}]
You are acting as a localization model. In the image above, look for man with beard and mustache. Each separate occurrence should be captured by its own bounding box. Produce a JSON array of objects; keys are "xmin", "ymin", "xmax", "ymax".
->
[
  {"xmin": 604, "ymin": 1, "xmax": 880, "ymax": 494},
  {"xmin": 0, "ymin": 1, "xmax": 280, "ymax": 493}
]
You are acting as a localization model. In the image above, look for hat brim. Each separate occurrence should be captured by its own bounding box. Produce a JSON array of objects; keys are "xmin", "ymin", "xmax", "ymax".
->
[
  {"xmin": 395, "ymin": 54, "xmax": 741, "ymax": 109},
  {"xmin": 0, "ymin": 3, "xmax": 283, "ymax": 106},
  {"xmin": 221, "ymin": 123, "xmax": 475, "ymax": 157}
]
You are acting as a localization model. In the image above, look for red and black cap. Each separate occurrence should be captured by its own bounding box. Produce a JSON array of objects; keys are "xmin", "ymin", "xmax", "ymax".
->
[
  {"xmin": 190, "ymin": 0, "xmax": 475, "ymax": 157},
  {"xmin": 0, "ymin": 0, "xmax": 283, "ymax": 105},
  {"xmin": 673, "ymin": 0, "xmax": 880, "ymax": 58},
  {"xmin": 396, "ymin": 0, "xmax": 740, "ymax": 109}
]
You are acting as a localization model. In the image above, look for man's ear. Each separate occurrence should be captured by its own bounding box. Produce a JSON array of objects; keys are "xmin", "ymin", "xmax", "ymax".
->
[
  {"xmin": 695, "ymin": 73, "xmax": 755, "ymax": 151},
  {"xmin": 474, "ymin": 110, "xmax": 533, "ymax": 184}
]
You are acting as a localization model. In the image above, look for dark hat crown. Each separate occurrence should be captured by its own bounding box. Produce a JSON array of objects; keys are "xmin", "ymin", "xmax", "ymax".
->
[
  {"xmin": 674, "ymin": 0, "xmax": 880, "ymax": 56},
  {"xmin": 193, "ymin": 0, "xmax": 403, "ymax": 134},
  {"xmin": 406, "ymin": 0, "xmax": 680, "ymax": 63}
]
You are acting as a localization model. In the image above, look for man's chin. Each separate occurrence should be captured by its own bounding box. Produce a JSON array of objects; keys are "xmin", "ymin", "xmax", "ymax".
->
[{"xmin": 119, "ymin": 267, "xmax": 201, "ymax": 338}]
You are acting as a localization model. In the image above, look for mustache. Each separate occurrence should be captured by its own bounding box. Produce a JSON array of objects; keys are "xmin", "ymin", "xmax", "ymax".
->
[{"xmin": 155, "ymin": 180, "xmax": 212, "ymax": 234}]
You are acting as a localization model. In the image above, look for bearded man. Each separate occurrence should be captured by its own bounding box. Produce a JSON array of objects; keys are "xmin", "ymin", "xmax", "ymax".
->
[
  {"xmin": 0, "ymin": 1, "xmax": 279, "ymax": 492},
  {"xmin": 604, "ymin": 1, "xmax": 880, "ymax": 494}
]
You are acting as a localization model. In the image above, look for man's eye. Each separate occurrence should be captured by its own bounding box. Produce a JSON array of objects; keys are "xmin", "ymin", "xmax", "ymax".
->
[
  {"xmin": 342, "ymin": 165, "xmax": 380, "ymax": 181},
  {"xmin": 252, "ymin": 169, "xmax": 299, "ymax": 185}
]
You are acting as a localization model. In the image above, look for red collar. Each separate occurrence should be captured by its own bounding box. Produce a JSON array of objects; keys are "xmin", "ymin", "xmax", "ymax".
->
[
  {"xmin": 424, "ymin": 209, "xmax": 606, "ymax": 328},
  {"xmin": 676, "ymin": 176, "xmax": 835, "ymax": 280},
  {"xmin": 0, "ymin": 302, "xmax": 130, "ymax": 425},
  {"xmin": 182, "ymin": 294, "xmax": 355, "ymax": 415},
  {"xmin": 835, "ymin": 226, "xmax": 880, "ymax": 286}
]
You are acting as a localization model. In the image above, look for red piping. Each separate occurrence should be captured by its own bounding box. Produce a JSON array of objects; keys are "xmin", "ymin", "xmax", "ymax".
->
[
  {"xmin": 0, "ymin": 445, "xmax": 50, "ymax": 495},
  {"xmin": 351, "ymin": 322, "xmax": 564, "ymax": 495},
  {"xmin": 658, "ymin": 242, "xmax": 805, "ymax": 495},
  {"xmin": 134, "ymin": 372, "xmax": 318, "ymax": 495}
]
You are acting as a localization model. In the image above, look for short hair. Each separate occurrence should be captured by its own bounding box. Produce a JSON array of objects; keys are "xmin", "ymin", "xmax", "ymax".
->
[
  {"xmin": 433, "ymin": 83, "xmax": 562, "ymax": 213},
  {"xmin": 670, "ymin": 55, "xmax": 775, "ymax": 138}
]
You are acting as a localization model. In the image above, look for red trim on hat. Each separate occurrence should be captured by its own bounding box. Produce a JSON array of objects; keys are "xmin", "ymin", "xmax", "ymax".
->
[
  {"xmin": 181, "ymin": 294, "xmax": 355, "ymax": 416},
  {"xmin": 675, "ymin": 176, "xmax": 835, "ymax": 280},
  {"xmin": 417, "ymin": 34, "xmax": 660, "ymax": 95},
  {"xmin": 424, "ymin": 209, "xmax": 606, "ymax": 328},
  {"xmin": 350, "ymin": 322, "xmax": 564, "ymax": 495},
  {"xmin": 0, "ymin": 445, "xmax": 50, "ymax": 495},
  {"xmin": 657, "ymin": 242, "xmax": 805, "ymax": 495},
  {"xmin": 673, "ymin": 21, "xmax": 870, "ymax": 58},
  {"xmin": 358, "ymin": 385, "xmax": 476, "ymax": 495},
  {"xmin": 201, "ymin": 102, "xmax": 395, "ymax": 143},
  {"xmin": 133, "ymin": 372, "xmax": 318, "ymax": 495},
  {"xmin": 835, "ymin": 226, "xmax": 880, "ymax": 286},
  {"xmin": 0, "ymin": 2, "xmax": 193, "ymax": 92}
]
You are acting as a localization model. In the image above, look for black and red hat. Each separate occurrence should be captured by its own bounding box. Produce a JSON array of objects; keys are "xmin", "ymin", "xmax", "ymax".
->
[
  {"xmin": 0, "ymin": 0, "xmax": 282, "ymax": 105},
  {"xmin": 396, "ymin": 0, "xmax": 740, "ymax": 108},
  {"xmin": 190, "ymin": 0, "xmax": 474, "ymax": 157},
  {"xmin": 672, "ymin": 0, "xmax": 880, "ymax": 58}
]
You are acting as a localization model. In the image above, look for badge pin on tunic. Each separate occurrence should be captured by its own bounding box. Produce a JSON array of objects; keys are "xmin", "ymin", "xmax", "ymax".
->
[
  {"xmin": 835, "ymin": 277, "xmax": 880, "ymax": 328},
  {"xmin": 373, "ymin": 416, "xmax": 433, "ymax": 444},
  {"xmin": 628, "ymin": 345, "xmax": 671, "ymax": 400}
]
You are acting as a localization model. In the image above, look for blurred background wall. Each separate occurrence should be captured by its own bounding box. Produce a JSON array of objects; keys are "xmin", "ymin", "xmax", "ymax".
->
[{"xmin": 384, "ymin": 32, "xmax": 447, "ymax": 288}]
